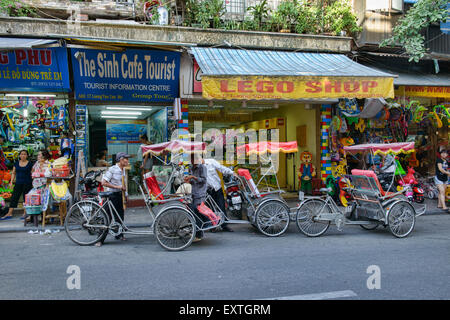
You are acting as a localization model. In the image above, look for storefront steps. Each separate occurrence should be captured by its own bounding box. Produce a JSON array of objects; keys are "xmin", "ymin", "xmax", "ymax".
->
[{"xmin": 0, "ymin": 198, "xmax": 446, "ymax": 234}]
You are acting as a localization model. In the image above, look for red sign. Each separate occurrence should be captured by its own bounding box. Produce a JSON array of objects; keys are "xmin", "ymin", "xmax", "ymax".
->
[{"xmin": 193, "ymin": 60, "xmax": 203, "ymax": 93}]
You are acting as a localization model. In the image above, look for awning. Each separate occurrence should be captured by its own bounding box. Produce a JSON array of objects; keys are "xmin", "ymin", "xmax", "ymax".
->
[
  {"xmin": 367, "ymin": 65, "xmax": 450, "ymax": 87},
  {"xmin": 0, "ymin": 38, "xmax": 60, "ymax": 50},
  {"xmin": 65, "ymin": 36, "xmax": 195, "ymax": 52},
  {"xmin": 359, "ymin": 56, "xmax": 450, "ymax": 98},
  {"xmin": 191, "ymin": 47, "xmax": 395, "ymax": 100}
]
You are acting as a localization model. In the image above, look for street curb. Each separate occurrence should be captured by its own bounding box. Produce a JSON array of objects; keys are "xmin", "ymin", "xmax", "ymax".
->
[
  {"xmin": 0, "ymin": 223, "xmax": 153, "ymax": 234},
  {"xmin": 0, "ymin": 211, "xmax": 446, "ymax": 233}
]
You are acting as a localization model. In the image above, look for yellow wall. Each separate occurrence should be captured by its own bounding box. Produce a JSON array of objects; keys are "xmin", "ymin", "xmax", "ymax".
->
[
  {"xmin": 250, "ymin": 104, "xmax": 318, "ymax": 190},
  {"xmin": 235, "ymin": 117, "xmax": 287, "ymax": 187}
]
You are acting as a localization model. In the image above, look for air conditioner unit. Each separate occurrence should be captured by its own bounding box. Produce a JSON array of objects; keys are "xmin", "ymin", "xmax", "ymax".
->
[{"xmin": 366, "ymin": 0, "xmax": 403, "ymax": 13}]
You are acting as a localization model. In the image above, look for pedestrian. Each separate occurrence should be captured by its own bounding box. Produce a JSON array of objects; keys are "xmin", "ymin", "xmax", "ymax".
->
[
  {"xmin": 95, "ymin": 152, "xmax": 109, "ymax": 167},
  {"xmin": 203, "ymin": 157, "xmax": 236, "ymax": 232},
  {"xmin": 435, "ymin": 147, "xmax": 450, "ymax": 212},
  {"xmin": 0, "ymin": 150, "xmax": 34, "ymax": 220},
  {"xmin": 138, "ymin": 134, "xmax": 153, "ymax": 174},
  {"xmin": 31, "ymin": 150, "xmax": 51, "ymax": 189},
  {"xmin": 95, "ymin": 152, "xmax": 130, "ymax": 246},
  {"xmin": 0, "ymin": 136, "xmax": 7, "ymax": 170},
  {"xmin": 185, "ymin": 152, "xmax": 208, "ymax": 241}
]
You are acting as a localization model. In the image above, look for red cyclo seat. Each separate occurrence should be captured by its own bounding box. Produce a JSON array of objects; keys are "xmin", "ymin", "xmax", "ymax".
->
[
  {"xmin": 144, "ymin": 174, "xmax": 164, "ymax": 200},
  {"xmin": 197, "ymin": 202, "xmax": 219, "ymax": 226},
  {"xmin": 237, "ymin": 169, "xmax": 252, "ymax": 180},
  {"xmin": 350, "ymin": 169, "xmax": 395, "ymax": 197}
]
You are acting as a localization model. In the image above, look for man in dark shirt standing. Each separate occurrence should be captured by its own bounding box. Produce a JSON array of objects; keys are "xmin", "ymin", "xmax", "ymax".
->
[{"xmin": 185, "ymin": 153, "xmax": 208, "ymax": 241}]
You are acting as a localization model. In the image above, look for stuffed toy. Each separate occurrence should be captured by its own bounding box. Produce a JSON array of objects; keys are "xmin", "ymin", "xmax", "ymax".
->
[{"xmin": 298, "ymin": 151, "xmax": 315, "ymax": 195}]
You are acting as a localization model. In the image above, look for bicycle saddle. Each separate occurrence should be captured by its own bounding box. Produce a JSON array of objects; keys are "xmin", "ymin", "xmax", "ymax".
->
[
  {"xmin": 320, "ymin": 187, "xmax": 333, "ymax": 193},
  {"xmin": 98, "ymin": 191, "xmax": 117, "ymax": 198}
]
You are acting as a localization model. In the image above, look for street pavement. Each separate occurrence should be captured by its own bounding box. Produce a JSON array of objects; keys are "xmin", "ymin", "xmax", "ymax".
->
[{"xmin": 0, "ymin": 200, "xmax": 449, "ymax": 300}]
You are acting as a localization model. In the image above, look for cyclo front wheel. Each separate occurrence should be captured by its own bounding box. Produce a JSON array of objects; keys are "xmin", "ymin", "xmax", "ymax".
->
[
  {"xmin": 388, "ymin": 201, "xmax": 416, "ymax": 238},
  {"xmin": 255, "ymin": 200, "xmax": 290, "ymax": 237},
  {"xmin": 296, "ymin": 199, "xmax": 331, "ymax": 237},
  {"xmin": 65, "ymin": 200, "xmax": 110, "ymax": 246},
  {"xmin": 154, "ymin": 207, "xmax": 196, "ymax": 251}
]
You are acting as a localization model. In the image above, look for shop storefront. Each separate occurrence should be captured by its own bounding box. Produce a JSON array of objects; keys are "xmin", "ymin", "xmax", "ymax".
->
[
  {"xmin": 69, "ymin": 46, "xmax": 180, "ymax": 195},
  {"xmin": 354, "ymin": 55, "xmax": 450, "ymax": 179},
  {"xmin": 183, "ymin": 48, "xmax": 395, "ymax": 192},
  {"xmin": 394, "ymin": 85, "xmax": 450, "ymax": 177},
  {"xmin": 0, "ymin": 37, "xmax": 72, "ymax": 221}
]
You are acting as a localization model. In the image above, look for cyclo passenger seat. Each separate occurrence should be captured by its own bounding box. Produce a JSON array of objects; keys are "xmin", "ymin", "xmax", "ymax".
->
[
  {"xmin": 350, "ymin": 169, "xmax": 395, "ymax": 198},
  {"xmin": 237, "ymin": 169, "xmax": 261, "ymax": 197}
]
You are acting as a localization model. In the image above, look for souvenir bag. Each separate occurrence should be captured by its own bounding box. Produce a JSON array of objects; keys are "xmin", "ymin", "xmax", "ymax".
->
[{"xmin": 50, "ymin": 181, "xmax": 71, "ymax": 202}]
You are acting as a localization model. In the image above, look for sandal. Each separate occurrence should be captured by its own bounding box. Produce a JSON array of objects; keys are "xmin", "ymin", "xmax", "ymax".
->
[
  {"xmin": 94, "ymin": 242, "xmax": 103, "ymax": 247},
  {"xmin": 0, "ymin": 216, "xmax": 12, "ymax": 221}
]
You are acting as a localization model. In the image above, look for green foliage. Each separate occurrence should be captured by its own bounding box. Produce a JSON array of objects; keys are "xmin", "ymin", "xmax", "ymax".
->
[
  {"xmin": 323, "ymin": 0, "xmax": 362, "ymax": 36},
  {"xmin": 182, "ymin": 0, "xmax": 361, "ymax": 37},
  {"xmin": 380, "ymin": 0, "xmax": 448, "ymax": 63},
  {"xmin": 247, "ymin": 0, "xmax": 271, "ymax": 30},
  {"xmin": 185, "ymin": 0, "xmax": 225, "ymax": 28},
  {"xmin": 271, "ymin": 0, "xmax": 299, "ymax": 31},
  {"xmin": 0, "ymin": 0, "xmax": 34, "ymax": 17}
]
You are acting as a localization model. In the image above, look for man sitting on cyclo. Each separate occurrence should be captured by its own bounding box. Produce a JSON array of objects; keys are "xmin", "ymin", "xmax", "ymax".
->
[{"xmin": 184, "ymin": 153, "xmax": 210, "ymax": 242}]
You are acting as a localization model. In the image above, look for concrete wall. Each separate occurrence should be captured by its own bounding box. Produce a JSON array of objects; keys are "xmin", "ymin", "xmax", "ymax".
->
[{"xmin": 0, "ymin": 17, "xmax": 352, "ymax": 52}]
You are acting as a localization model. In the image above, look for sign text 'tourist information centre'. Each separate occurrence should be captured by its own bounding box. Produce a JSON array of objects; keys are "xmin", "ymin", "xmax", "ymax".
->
[{"xmin": 71, "ymin": 48, "xmax": 180, "ymax": 102}]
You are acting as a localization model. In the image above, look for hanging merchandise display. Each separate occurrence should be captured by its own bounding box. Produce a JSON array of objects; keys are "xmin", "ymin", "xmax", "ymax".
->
[
  {"xmin": 327, "ymin": 93, "xmax": 448, "ymax": 208},
  {"xmin": 338, "ymin": 98, "xmax": 361, "ymax": 117}
]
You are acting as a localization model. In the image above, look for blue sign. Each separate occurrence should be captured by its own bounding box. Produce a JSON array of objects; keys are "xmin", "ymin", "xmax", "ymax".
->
[
  {"xmin": 71, "ymin": 48, "xmax": 180, "ymax": 102},
  {"xmin": 0, "ymin": 47, "xmax": 70, "ymax": 92},
  {"xmin": 106, "ymin": 119, "xmax": 147, "ymax": 143}
]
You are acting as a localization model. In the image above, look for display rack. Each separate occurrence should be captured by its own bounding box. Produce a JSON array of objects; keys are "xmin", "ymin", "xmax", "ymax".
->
[{"xmin": 75, "ymin": 105, "xmax": 88, "ymax": 172}]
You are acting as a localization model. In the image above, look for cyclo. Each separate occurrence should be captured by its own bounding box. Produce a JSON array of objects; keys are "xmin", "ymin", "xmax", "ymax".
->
[
  {"xmin": 223, "ymin": 140, "xmax": 299, "ymax": 237},
  {"xmin": 296, "ymin": 142, "xmax": 426, "ymax": 238},
  {"xmin": 65, "ymin": 140, "xmax": 225, "ymax": 251}
]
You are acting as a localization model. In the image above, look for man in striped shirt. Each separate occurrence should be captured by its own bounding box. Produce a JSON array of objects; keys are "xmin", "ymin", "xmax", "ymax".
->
[{"xmin": 95, "ymin": 152, "xmax": 129, "ymax": 247}]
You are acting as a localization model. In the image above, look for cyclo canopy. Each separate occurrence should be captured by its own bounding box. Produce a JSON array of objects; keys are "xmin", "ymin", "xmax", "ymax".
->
[{"xmin": 343, "ymin": 142, "xmax": 415, "ymax": 156}]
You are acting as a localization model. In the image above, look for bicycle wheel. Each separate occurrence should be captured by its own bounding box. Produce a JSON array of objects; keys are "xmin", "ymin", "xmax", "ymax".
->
[
  {"xmin": 255, "ymin": 200, "xmax": 290, "ymax": 237},
  {"xmin": 154, "ymin": 207, "xmax": 196, "ymax": 251},
  {"xmin": 65, "ymin": 201, "xmax": 109, "ymax": 246},
  {"xmin": 388, "ymin": 201, "xmax": 416, "ymax": 238},
  {"xmin": 296, "ymin": 199, "xmax": 331, "ymax": 237}
]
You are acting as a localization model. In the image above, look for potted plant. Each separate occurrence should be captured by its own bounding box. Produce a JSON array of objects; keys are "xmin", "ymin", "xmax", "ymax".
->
[
  {"xmin": 0, "ymin": 0, "xmax": 34, "ymax": 17},
  {"xmin": 247, "ymin": 0, "xmax": 271, "ymax": 31}
]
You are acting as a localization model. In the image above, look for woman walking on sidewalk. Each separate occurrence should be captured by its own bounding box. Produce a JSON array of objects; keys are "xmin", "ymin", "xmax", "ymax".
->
[
  {"xmin": 0, "ymin": 150, "xmax": 34, "ymax": 220},
  {"xmin": 435, "ymin": 147, "xmax": 450, "ymax": 212}
]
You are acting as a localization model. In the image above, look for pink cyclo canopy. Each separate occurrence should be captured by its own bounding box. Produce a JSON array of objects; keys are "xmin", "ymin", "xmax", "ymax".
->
[
  {"xmin": 142, "ymin": 140, "xmax": 206, "ymax": 156},
  {"xmin": 343, "ymin": 142, "xmax": 415, "ymax": 155}
]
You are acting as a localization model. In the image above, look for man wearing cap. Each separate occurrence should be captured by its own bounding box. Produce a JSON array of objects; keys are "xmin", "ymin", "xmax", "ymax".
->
[{"xmin": 95, "ymin": 152, "xmax": 129, "ymax": 246}]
